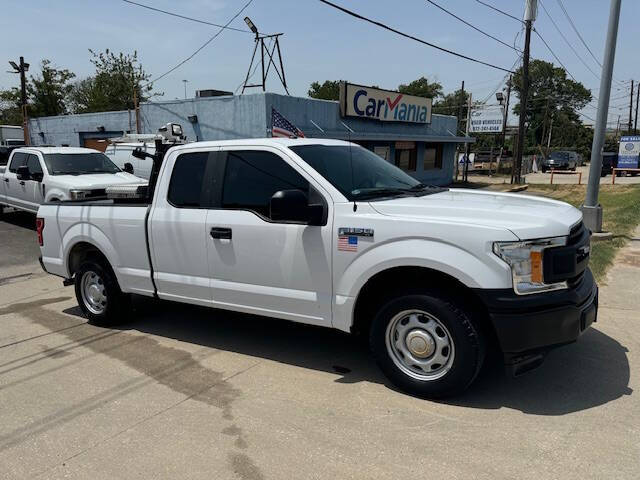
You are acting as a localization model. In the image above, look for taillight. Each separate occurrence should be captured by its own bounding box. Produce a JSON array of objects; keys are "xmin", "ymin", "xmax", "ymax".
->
[{"xmin": 36, "ymin": 217, "xmax": 44, "ymax": 246}]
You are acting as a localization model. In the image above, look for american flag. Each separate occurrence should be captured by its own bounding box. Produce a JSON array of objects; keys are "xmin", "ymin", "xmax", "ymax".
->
[
  {"xmin": 338, "ymin": 235, "xmax": 358, "ymax": 252},
  {"xmin": 271, "ymin": 108, "xmax": 305, "ymax": 138}
]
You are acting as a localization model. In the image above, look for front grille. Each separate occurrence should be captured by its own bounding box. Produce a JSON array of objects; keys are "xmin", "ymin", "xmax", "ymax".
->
[{"xmin": 544, "ymin": 222, "xmax": 590, "ymax": 285}]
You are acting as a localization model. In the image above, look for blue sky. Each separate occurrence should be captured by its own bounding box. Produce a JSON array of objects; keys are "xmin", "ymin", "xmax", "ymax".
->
[{"xmin": 2, "ymin": 0, "xmax": 637, "ymax": 126}]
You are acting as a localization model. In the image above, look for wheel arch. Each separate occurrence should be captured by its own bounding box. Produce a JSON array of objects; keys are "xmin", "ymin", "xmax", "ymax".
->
[{"xmin": 350, "ymin": 266, "xmax": 500, "ymax": 352}]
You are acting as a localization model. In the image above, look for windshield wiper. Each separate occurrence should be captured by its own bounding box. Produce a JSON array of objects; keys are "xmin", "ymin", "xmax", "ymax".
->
[{"xmin": 351, "ymin": 187, "xmax": 412, "ymax": 200}]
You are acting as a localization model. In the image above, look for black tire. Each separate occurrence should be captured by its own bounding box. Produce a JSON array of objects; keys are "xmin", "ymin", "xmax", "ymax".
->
[
  {"xmin": 74, "ymin": 259, "xmax": 131, "ymax": 326},
  {"xmin": 370, "ymin": 291, "xmax": 485, "ymax": 398},
  {"xmin": 541, "ymin": 167, "xmax": 547, "ymax": 173}
]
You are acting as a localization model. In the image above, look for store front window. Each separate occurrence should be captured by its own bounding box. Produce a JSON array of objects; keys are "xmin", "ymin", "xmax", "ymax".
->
[
  {"xmin": 395, "ymin": 141, "xmax": 417, "ymax": 171},
  {"xmin": 424, "ymin": 143, "xmax": 443, "ymax": 170}
]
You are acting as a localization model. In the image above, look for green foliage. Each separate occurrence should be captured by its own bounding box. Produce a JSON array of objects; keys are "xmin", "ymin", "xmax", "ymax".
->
[
  {"xmin": 512, "ymin": 60, "xmax": 592, "ymax": 154},
  {"xmin": 28, "ymin": 59, "xmax": 75, "ymax": 117},
  {"xmin": 398, "ymin": 76, "xmax": 443, "ymax": 99},
  {"xmin": 68, "ymin": 49, "xmax": 156, "ymax": 113},
  {"xmin": 432, "ymin": 88, "xmax": 469, "ymax": 130},
  {"xmin": 0, "ymin": 88, "xmax": 22, "ymax": 125},
  {"xmin": 308, "ymin": 80, "xmax": 341, "ymax": 101}
]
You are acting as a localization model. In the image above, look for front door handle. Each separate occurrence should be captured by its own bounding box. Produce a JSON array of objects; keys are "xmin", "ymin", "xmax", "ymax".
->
[
  {"xmin": 3, "ymin": 178, "xmax": 8, "ymax": 183},
  {"xmin": 210, "ymin": 227, "xmax": 232, "ymax": 240}
]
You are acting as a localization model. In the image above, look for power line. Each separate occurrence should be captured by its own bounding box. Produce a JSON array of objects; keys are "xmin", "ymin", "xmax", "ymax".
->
[
  {"xmin": 474, "ymin": 0, "xmax": 523, "ymax": 24},
  {"xmin": 538, "ymin": 0, "xmax": 601, "ymax": 81},
  {"xmin": 424, "ymin": 0, "xmax": 521, "ymax": 52},
  {"xmin": 317, "ymin": 0, "xmax": 515, "ymax": 73},
  {"xmin": 554, "ymin": 0, "xmax": 601, "ymax": 68},
  {"xmin": 145, "ymin": 0, "xmax": 255, "ymax": 87},
  {"xmin": 120, "ymin": 0, "xmax": 253, "ymax": 34},
  {"xmin": 532, "ymin": 29, "xmax": 578, "ymax": 82}
]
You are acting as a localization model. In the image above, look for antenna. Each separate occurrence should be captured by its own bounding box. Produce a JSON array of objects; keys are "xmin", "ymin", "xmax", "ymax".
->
[{"xmin": 241, "ymin": 18, "xmax": 290, "ymax": 94}]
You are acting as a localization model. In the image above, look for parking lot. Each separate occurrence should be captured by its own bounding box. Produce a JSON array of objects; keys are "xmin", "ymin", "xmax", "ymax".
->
[{"xmin": 1, "ymin": 208, "xmax": 639, "ymax": 479}]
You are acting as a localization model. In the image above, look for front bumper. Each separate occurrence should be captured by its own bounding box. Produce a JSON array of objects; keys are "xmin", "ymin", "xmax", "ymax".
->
[{"xmin": 475, "ymin": 268, "xmax": 598, "ymax": 374}]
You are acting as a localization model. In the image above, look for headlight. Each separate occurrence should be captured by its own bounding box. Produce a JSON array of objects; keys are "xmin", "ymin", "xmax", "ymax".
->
[
  {"xmin": 69, "ymin": 189, "xmax": 92, "ymax": 200},
  {"xmin": 493, "ymin": 237, "xmax": 567, "ymax": 295}
]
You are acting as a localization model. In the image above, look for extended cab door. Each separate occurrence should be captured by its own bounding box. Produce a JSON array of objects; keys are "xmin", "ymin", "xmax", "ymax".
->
[
  {"xmin": 205, "ymin": 147, "xmax": 333, "ymax": 327},
  {"xmin": 24, "ymin": 154, "xmax": 45, "ymax": 210},
  {"xmin": 148, "ymin": 149, "xmax": 218, "ymax": 306}
]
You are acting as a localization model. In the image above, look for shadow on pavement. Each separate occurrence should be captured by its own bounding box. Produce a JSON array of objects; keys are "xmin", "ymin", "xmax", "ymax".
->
[
  {"xmin": 0, "ymin": 209, "xmax": 36, "ymax": 231},
  {"xmin": 64, "ymin": 296, "xmax": 632, "ymax": 416}
]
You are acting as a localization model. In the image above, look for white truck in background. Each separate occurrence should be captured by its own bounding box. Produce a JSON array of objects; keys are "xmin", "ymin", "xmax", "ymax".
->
[
  {"xmin": 0, "ymin": 147, "xmax": 145, "ymax": 214},
  {"xmin": 0, "ymin": 125, "xmax": 24, "ymax": 147},
  {"xmin": 37, "ymin": 138, "xmax": 597, "ymax": 398}
]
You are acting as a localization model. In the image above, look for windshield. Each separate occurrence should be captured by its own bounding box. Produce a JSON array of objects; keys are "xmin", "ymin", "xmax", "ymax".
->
[
  {"xmin": 43, "ymin": 153, "xmax": 121, "ymax": 175},
  {"xmin": 289, "ymin": 144, "xmax": 425, "ymax": 200},
  {"xmin": 549, "ymin": 151, "xmax": 570, "ymax": 160}
]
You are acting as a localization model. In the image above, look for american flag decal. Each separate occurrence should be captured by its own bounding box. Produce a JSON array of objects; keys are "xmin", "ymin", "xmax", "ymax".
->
[
  {"xmin": 271, "ymin": 108, "xmax": 305, "ymax": 138},
  {"xmin": 338, "ymin": 235, "xmax": 358, "ymax": 252}
]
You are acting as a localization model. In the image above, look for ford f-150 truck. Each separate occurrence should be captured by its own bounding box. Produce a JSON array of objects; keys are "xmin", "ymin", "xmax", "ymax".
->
[
  {"xmin": 37, "ymin": 138, "xmax": 597, "ymax": 397},
  {"xmin": 0, "ymin": 147, "xmax": 146, "ymax": 215}
]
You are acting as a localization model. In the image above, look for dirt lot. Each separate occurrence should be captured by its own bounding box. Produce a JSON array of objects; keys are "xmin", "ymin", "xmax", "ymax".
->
[{"xmin": 1, "ymin": 209, "xmax": 638, "ymax": 479}]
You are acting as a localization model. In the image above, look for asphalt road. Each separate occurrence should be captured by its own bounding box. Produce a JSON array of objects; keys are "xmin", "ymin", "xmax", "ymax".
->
[{"xmin": 0, "ymin": 211, "xmax": 638, "ymax": 479}]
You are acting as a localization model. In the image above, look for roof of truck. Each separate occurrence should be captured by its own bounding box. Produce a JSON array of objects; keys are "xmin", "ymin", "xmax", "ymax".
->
[
  {"xmin": 14, "ymin": 146, "xmax": 102, "ymax": 154},
  {"xmin": 169, "ymin": 138, "xmax": 351, "ymax": 152}
]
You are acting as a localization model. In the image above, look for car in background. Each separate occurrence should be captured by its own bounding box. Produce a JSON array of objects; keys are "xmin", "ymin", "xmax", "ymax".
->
[
  {"xmin": 541, "ymin": 151, "xmax": 578, "ymax": 172},
  {"xmin": 601, "ymin": 152, "xmax": 617, "ymax": 177},
  {"xmin": 0, "ymin": 147, "xmax": 146, "ymax": 214}
]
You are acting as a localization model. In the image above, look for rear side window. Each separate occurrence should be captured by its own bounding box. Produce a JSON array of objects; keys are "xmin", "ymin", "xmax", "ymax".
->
[
  {"xmin": 9, "ymin": 152, "xmax": 28, "ymax": 172},
  {"xmin": 221, "ymin": 150, "xmax": 308, "ymax": 218},
  {"xmin": 167, "ymin": 152, "xmax": 212, "ymax": 208}
]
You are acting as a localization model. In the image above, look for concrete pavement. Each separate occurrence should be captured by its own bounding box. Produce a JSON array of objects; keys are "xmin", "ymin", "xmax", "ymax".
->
[{"xmin": 0, "ymin": 219, "xmax": 638, "ymax": 479}]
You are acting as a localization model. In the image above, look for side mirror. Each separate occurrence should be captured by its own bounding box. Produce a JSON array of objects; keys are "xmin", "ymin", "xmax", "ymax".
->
[
  {"xmin": 270, "ymin": 189, "xmax": 309, "ymax": 223},
  {"xmin": 16, "ymin": 165, "xmax": 30, "ymax": 181},
  {"xmin": 270, "ymin": 189, "xmax": 327, "ymax": 226},
  {"xmin": 123, "ymin": 162, "xmax": 134, "ymax": 174}
]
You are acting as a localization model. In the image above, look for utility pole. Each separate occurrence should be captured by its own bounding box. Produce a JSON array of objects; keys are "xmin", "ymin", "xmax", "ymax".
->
[
  {"xmin": 133, "ymin": 87, "xmax": 141, "ymax": 134},
  {"xmin": 583, "ymin": 0, "xmax": 622, "ymax": 233},
  {"xmin": 634, "ymin": 82, "xmax": 639, "ymax": 135},
  {"xmin": 455, "ymin": 80, "xmax": 465, "ymax": 181},
  {"xmin": 514, "ymin": 0, "xmax": 536, "ymax": 184},
  {"xmin": 8, "ymin": 57, "xmax": 30, "ymax": 145},
  {"xmin": 628, "ymin": 79, "xmax": 634, "ymax": 134},
  {"xmin": 547, "ymin": 115, "xmax": 553, "ymax": 149},
  {"xmin": 463, "ymin": 93, "xmax": 473, "ymax": 183}
]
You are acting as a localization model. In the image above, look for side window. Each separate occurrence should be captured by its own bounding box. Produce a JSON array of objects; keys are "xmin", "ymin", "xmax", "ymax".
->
[
  {"xmin": 9, "ymin": 152, "xmax": 28, "ymax": 173},
  {"xmin": 221, "ymin": 150, "xmax": 308, "ymax": 218},
  {"xmin": 27, "ymin": 155, "xmax": 43, "ymax": 175},
  {"xmin": 167, "ymin": 152, "xmax": 212, "ymax": 208}
]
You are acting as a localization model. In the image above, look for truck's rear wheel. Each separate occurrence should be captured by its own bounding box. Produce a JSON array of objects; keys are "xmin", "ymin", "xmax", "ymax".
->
[
  {"xmin": 370, "ymin": 291, "xmax": 485, "ymax": 398},
  {"xmin": 74, "ymin": 260, "xmax": 131, "ymax": 326}
]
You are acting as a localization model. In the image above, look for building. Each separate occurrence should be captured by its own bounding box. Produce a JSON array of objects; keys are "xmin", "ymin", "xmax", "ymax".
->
[{"xmin": 28, "ymin": 89, "xmax": 473, "ymax": 186}]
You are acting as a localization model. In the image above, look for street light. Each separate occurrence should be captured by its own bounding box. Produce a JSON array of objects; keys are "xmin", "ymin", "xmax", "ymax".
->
[
  {"xmin": 496, "ymin": 92, "xmax": 505, "ymax": 105},
  {"xmin": 8, "ymin": 61, "xmax": 19, "ymax": 72},
  {"xmin": 244, "ymin": 16, "xmax": 259, "ymax": 37}
]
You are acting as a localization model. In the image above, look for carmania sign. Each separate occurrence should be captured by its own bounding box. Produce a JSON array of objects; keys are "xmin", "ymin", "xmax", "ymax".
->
[{"xmin": 339, "ymin": 82, "xmax": 432, "ymax": 124}]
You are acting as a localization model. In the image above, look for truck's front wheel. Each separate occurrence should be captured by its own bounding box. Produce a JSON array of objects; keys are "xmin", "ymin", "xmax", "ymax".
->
[
  {"xmin": 75, "ymin": 260, "xmax": 131, "ymax": 326},
  {"xmin": 370, "ymin": 291, "xmax": 485, "ymax": 398}
]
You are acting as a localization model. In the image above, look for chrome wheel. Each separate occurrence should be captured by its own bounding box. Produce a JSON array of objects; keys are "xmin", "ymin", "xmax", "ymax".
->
[
  {"xmin": 80, "ymin": 270, "xmax": 107, "ymax": 315},
  {"xmin": 385, "ymin": 309, "xmax": 455, "ymax": 381}
]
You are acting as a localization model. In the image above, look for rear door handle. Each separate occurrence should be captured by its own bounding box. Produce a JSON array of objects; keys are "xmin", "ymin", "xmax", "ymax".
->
[{"xmin": 210, "ymin": 227, "xmax": 232, "ymax": 240}]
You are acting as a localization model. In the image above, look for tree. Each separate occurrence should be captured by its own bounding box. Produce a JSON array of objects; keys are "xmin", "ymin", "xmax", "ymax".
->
[
  {"xmin": 308, "ymin": 80, "xmax": 341, "ymax": 101},
  {"xmin": 28, "ymin": 59, "xmax": 75, "ymax": 117},
  {"xmin": 433, "ymin": 88, "xmax": 470, "ymax": 121},
  {"xmin": 68, "ymin": 49, "xmax": 156, "ymax": 113},
  {"xmin": 0, "ymin": 88, "xmax": 22, "ymax": 125},
  {"xmin": 398, "ymin": 76, "xmax": 443, "ymax": 99},
  {"xmin": 512, "ymin": 60, "xmax": 592, "ymax": 154}
]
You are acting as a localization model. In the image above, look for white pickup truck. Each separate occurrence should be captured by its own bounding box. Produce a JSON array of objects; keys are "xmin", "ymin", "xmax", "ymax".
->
[
  {"xmin": 37, "ymin": 139, "xmax": 597, "ymax": 397},
  {"xmin": 0, "ymin": 147, "xmax": 145, "ymax": 214}
]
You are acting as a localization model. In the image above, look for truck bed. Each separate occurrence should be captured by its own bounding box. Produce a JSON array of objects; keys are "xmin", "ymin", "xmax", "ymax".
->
[{"xmin": 39, "ymin": 202, "xmax": 155, "ymax": 297}]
